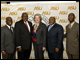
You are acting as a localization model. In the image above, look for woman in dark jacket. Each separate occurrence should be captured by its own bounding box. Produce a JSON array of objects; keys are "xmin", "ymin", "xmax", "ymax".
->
[{"xmin": 32, "ymin": 13, "xmax": 46, "ymax": 59}]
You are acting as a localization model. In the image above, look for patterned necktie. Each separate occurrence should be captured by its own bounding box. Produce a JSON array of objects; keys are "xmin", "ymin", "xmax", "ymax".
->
[
  {"xmin": 25, "ymin": 22, "xmax": 30, "ymax": 32},
  {"xmin": 34, "ymin": 25, "xmax": 39, "ymax": 33}
]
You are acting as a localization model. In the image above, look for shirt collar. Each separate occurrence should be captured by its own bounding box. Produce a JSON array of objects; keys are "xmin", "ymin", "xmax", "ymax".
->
[
  {"xmin": 24, "ymin": 21, "xmax": 28, "ymax": 23},
  {"xmin": 69, "ymin": 21, "xmax": 75, "ymax": 27},
  {"xmin": 6, "ymin": 24, "xmax": 11, "ymax": 29}
]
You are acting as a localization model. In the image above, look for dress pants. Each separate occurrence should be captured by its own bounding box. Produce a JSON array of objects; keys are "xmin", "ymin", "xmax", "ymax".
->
[
  {"xmin": 2, "ymin": 52, "xmax": 15, "ymax": 59},
  {"xmin": 33, "ymin": 42, "xmax": 44, "ymax": 59},
  {"xmin": 18, "ymin": 48, "xmax": 31, "ymax": 59},
  {"xmin": 67, "ymin": 52, "xmax": 79, "ymax": 59},
  {"xmin": 48, "ymin": 51, "xmax": 63, "ymax": 59}
]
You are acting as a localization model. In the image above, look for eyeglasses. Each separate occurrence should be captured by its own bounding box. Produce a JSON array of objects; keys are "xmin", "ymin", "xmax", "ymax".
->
[{"xmin": 68, "ymin": 15, "xmax": 74, "ymax": 17}]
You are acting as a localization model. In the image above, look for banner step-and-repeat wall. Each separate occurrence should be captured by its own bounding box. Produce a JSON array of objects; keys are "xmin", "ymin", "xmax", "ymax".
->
[{"xmin": 1, "ymin": 2, "xmax": 79, "ymax": 59}]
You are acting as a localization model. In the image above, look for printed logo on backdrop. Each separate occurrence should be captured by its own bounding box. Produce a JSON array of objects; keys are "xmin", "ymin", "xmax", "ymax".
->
[
  {"xmin": 59, "ymin": 11, "xmax": 68, "ymax": 15},
  {"xmin": 34, "ymin": 6, "xmax": 42, "ymax": 10},
  {"xmin": 59, "ymin": 19, "xmax": 68, "ymax": 23},
  {"xmin": 1, "ymin": 16, "xmax": 6, "ymax": 20},
  {"xmin": 42, "ymin": 11, "xmax": 51, "ymax": 15},
  {"xmin": 27, "ymin": 11, "xmax": 34, "ymax": 15},
  {"xmin": 1, "ymin": 7, "xmax": 10, "ymax": 11},
  {"xmin": 17, "ymin": 7, "xmax": 26, "ymax": 11},
  {"xmin": 28, "ymin": 14, "xmax": 49, "ymax": 26},
  {"xmin": 50, "ymin": 6, "xmax": 59, "ymax": 10},
  {"xmin": 9, "ymin": 12, "xmax": 17, "ymax": 16},
  {"xmin": 67, "ymin": 6, "xmax": 77, "ymax": 10}
]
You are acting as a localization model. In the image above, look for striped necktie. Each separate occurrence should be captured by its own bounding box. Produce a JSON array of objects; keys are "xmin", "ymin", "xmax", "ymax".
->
[{"xmin": 25, "ymin": 22, "xmax": 30, "ymax": 32}]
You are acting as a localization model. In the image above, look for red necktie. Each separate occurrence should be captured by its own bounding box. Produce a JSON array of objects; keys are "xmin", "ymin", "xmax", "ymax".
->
[{"xmin": 25, "ymin": 22, "xmax": 30, "ymax": 32}]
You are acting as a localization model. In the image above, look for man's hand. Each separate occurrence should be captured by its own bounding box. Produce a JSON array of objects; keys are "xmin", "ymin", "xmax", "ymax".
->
[
  {"xmin": 55, "ymin": 48, "xmax": 59, "ymax": 52},
  {"xmin": 2, "ymin": 51, "xmax": 6, "ymax": 56},
  {"xmin": 17, "ymin": 47, "xmax": 22, "ymax": 52},
  {"xmin": 42, "ymin": 47, "xmax": 46, "ymax": 51}
]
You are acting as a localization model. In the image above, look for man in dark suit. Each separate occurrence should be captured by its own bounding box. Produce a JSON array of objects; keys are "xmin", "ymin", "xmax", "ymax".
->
[
  {"xmin": 14, "ymin": 12, "xmax": 32, "ymax": 59},
  {"xmin": 1, "ymin": 17, "xmax": 15, "ymax": 59},
  {"xmin": 46, "ymin": 17, "xmax": 64, "ymax": 59},
  {"xmin": 64, "ymin": 13, "xmax": 79, "ymax": 59}
]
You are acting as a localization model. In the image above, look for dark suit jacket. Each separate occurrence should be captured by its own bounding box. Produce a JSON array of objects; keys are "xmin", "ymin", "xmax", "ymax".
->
[
  {"xmin": 46, "ymin": 23, "xmax": 64, "ymax": 53},
  {"xmin": 32, "ymin": 22, "xmax": 46, "ymax": 47},
  {"xmin": 64, "ymin": 22, "xmax": 79, "ymax": 54},
  {"xmin": 1, "ymin": 25, "xmax": 15, "ymax": 53},
  {"xmin": 14, "ymin": 20, "xmax": 32, "ymax": 50}
]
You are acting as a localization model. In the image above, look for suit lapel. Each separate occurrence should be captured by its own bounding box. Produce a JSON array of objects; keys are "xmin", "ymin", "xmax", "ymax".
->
[
  {"xmin": 36, "ymin": 22, "xmax": 42, "ymax": 32},
  {"xmin": 47, "ymin": 25, "xmax": 50, "ymax": 32},
  {"xmin": 70, "ymin": 22, "xmax": 77, "ymax": 32},
  {"xmin": 67, "ymin": 22, "xmax": 77, "ymax": 32},
  {"xmin": 12, "ymin": 27, "xmax": 14, "ymax": 34},
  {"xmin": 67, "ymin": 24, "xmax": 70, "ymax": 32},
  {"xmin": 21, "ymin": 20, "xmax": 29, "ymax": 32},
  {"xmin": 28, "ymin": 21, "xmax": 31, "ymax": 32},
  {"xmin": 5, "ymin": 25, "xmax": 13, "ymax": 34},
  {"xmin": 48, "ymin": 23, "xmax": 56, "ymax": 32}
]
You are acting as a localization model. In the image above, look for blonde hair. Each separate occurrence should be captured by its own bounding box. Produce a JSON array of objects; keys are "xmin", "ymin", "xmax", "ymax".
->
[{"xmin": 33, "ymin": 13, "xmax": 42, "ymax": 22}]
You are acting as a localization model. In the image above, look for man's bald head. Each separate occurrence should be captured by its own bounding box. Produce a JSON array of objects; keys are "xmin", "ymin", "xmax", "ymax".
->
[
  {"xmin": 6, "ymin": 17, "xmax": 13, "ymax": 26},
  {"xmin": 49, "ymin": 17, "xmax": 56, "ymax": 25},
  {"xmin": 21, "ymin": 12, "xmax": 28, "ymax": 22},
  {"xmin": 22, "ymin": 12, "xmax": 28, "ymax": 17}
]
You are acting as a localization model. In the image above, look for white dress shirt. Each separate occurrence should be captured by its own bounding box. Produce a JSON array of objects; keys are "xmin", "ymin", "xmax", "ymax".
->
[{"xmin": 6, "ymin": 24, "xmax": 13, "ymax": 32}]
